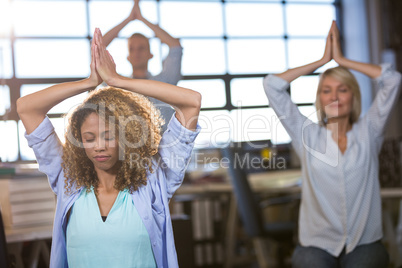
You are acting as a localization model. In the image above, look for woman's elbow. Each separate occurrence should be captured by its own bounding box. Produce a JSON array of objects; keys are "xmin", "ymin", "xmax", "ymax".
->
[
  {"xmin": 16, "ymin": 97, "xmax": 28, "ymax": 117},
  {"xmin": 193, "ymin": 91, "xmax": 202, "ymax": 110}
]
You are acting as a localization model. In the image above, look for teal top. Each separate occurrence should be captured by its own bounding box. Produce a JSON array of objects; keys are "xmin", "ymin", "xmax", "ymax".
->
[{"xmin": 66, "ymin": 188, "xmax": 157, "ymax": 268}]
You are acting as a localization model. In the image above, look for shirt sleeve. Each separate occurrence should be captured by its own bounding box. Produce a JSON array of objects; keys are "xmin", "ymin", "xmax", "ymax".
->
[
  {"xmin": 263, "ymin": 74, "xmax": 315, "ymax": 156},
  {"xmin": 24, "ymin": 117, "xmax": 63, "ymax": 195},
  {"xmin": 153, "ymin": 46, "xmax": 183, "ymax": 86},
  {"xmin": 157, "ymin": 113, "xmax": 201, "ymax": 199},
  {"xmin": 365, "ymin": 63, "xmax": 402, "ymax": 136}
]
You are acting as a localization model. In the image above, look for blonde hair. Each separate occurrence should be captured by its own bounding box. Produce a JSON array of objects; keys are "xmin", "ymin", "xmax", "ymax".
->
[
  {"xmin": 62, "ymin": 87, "xmax": 163, "ymax": 194},
  {"xmin": 315, "ymin": 66, "xmax": 361, "ymax": 126}
]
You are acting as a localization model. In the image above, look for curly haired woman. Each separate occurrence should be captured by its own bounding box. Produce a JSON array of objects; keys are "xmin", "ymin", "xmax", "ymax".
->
[
  {"xmin": 264, "ymin": 21, "xmax": 401, "ymax": 267},
  {"xmin": 17, "ymin": 28, "xmax": 201, "ymax": 268}
]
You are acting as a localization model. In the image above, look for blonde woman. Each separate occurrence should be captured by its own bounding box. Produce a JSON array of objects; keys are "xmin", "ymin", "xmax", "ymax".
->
[
  {"xmin": 17, "ymin": 28, "xmax": 201, "ymax": 268},
  {"xmin": 263, "ymin": 21, "xmax": 401, "ymax": 267}
]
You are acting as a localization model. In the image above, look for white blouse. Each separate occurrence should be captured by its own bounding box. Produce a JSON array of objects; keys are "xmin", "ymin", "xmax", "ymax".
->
[{"xmin": 263, "ymin": 64, "xmax": 401, "ymax": 256}]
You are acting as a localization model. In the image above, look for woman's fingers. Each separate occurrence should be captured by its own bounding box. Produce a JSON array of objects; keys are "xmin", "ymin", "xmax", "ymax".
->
[
  {"xmin": 107, "ymin": 51, "xmax": 115, "ymax": 64},
  {"xmin": 330, "ymin": 21, "xmax": 344, "ymax": 63},
  {"xmin": 90, "ymin": 42, "xmax": 95, "ymax": 68},
  {"xmin": 94, "ymin": 44, "xmax": 100, "ymax": 66},
  {"xmin": 97, "ymin": 28, "xmax": 104, "ymax": 47}
]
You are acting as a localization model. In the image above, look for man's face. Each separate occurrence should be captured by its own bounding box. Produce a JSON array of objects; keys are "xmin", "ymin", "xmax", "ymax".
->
[{"xmin": 127, "ymin": 36, "xmax": 153, "ymax": 70}]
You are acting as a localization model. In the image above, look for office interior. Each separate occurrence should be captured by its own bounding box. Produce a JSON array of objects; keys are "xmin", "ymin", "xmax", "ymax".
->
[{"xmin": 0, "ymin": 0, "xmax": 401, "ymax": 267}]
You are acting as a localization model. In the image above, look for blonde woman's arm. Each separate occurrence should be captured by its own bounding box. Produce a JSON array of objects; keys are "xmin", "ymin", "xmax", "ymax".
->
[
  {"xmin": 276, "ymin": 22, "xmax": 334, "ymax": 82},
  {"xmin": 331, "ymin": 21, "xmax": 381, "ymax": 79}
]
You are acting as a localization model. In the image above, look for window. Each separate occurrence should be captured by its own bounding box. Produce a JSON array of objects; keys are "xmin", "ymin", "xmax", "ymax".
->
[{"xmin": 1, "ymin": 0, "xmax": 339, "ymax": 161}]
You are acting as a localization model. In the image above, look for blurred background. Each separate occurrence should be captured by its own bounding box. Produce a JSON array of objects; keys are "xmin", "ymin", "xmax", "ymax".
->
[
  {"xmin": 1, "ymin": 1, "xmax": 402, "ymax": 267},
  {"xmin": 2, "ymin": 0, "xmax": 400, "ymax": 162}
]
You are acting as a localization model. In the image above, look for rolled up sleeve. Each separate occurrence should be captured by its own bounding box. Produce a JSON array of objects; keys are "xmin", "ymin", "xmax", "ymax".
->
[
  {"xmin": 367, "ymin": 63, "xmax": 402, "ymax": 135},
  {"xmin": 158, "ymin": 113, "xmax": 200, "ymax": 198},
  {"xmin": 25, "ymin": 117, "xmax": 63, "ymax": 195}
]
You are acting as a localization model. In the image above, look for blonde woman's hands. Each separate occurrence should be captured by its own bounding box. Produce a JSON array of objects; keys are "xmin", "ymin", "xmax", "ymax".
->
[
  {"xmin": 331, "ymin": 21, "xmax": 345, "ymax": 65},
  {"xmin": 93, "ymin": 28, "xmax": 119, "ymax": 85},
  {"xmin": 320, "ymin": 21, "xmax": 334, "ymax": 65}
]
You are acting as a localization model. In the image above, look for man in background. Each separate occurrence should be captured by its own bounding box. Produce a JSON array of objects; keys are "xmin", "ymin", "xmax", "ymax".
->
[{"xmin": 103, "ymin": 0, "xmax": 183, "ymax": 131}]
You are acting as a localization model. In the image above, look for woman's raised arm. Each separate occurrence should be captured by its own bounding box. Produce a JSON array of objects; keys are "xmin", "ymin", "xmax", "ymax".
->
[
  {"xmin": 17, "ymin": 41, "xmax": 102, "ymax": 134},
  {"xmin": 331, "ymin": 21, "xmax": 381, "ymax": 79},
  {"xmin": 93, "ymin": 28, "xmax": 201, "ymax": 130},
  {"xmin": 275, "ymin": 22, "xmax": 335, "ymax": 83}
]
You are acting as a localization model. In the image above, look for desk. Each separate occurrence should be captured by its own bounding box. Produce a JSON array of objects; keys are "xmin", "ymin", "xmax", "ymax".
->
[
  {"xmin": 5, "ymin": 224, "xmax": 53, "ymax": 244},
  {"xmin": 179, "ymin": 169, "xmax": 402, "ymax": 197},
  {"xmin": 176, "ymin": 169, "xmax": 402, "ymax": 268},
  {"xmin": 5, "ymin": 224, "xmax": 52, "ymax": 268}
]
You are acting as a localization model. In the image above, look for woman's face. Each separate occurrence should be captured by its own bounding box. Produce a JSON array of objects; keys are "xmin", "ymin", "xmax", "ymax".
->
[
  {"xmin": 319, "ymin": 76, "xmax": 354, "ymax": 121},
  {"xmin": 80, "ymin": 113, "xmax": 120, "ymax": 174}
]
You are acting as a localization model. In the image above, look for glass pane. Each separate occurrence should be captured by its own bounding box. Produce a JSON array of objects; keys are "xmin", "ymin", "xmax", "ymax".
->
[
  {"xmin": 299, "ymin": 105, "xmax": 318, "ymax": 123},
  {"xmin": 195, "ymin": 110, "xmax": 231, "ymax": 148},
  {"xmin": 20, "ymin": 84, "xmax": 88, "ymax": 115},
  {"xmin": 148, "ymin": 39, "xmax": 162, "ymax": 76},
  {"xmin": 231, "ymin": 78, "xmax": 267, "ymax": 107},
  {"xmin": 0, "ymin": 39, "xmax": 13, "ymax": 79},
  {"xmin": 89, "ymin": 1, "xmax": 157, "ymax": 38},
  {"xmin": 290, "ymin": 75, "xmax": 319, "ymax": 104},
  {"xmin": 50, "ymin": 118, "xmax": 67, "ymax": 144},
  {"xmin": 0, "ymin": 1, "xmax": 12, "ymax": 37},
  {"xmin": 287, "ymin": 38, "xmax": 336, "ymax": 69},
  {"xmin": 178, "ymin": 79, "xmax": 226, "ymax": 108},
  {"xmin": 225, "ymin": 3, "xmax": 284, "ymax": 37},
  {"xmin": 18, "ymin": 120, "xmax": 35, "ymax": 161},
  {"xmin": 14, "ymin": 39, "xmax": 90, "ymax": 78},
  {"xmin": 286, "ymin": 4, "xmax": 336, "ymax": 36},
  {"xmin": 13, "ymin": 1, "xmax": 87, "ymax": 37},
  {"xmin": 160, "ymin": 2, "xmax": 223, "ymax": 37},
  {"xmin": 0, "ymin": 85, "xmax": 10, "ymax": 116},
  {"xmin": 227, "ymin": 39, "xmax": 286, "ymax": 74},
  {"xmin": 0, "ymin": 121, "xmax": 18, "ymax": 162},
  {"xmin": 181, "ymin": 39, "xmax": 226, "ymax": 75},
  {"xmin": 107, "ymin": 39, "xmax": 132, "ymax": 77},
  {"xmin": 231, "ymin": 108, "xmax": 290, "ymax": 143}
]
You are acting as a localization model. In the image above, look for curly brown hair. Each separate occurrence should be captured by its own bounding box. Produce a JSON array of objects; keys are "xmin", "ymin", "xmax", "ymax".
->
[{"xmin": 62, "ymin": 86, "xmax": 163, "ymax": 195}]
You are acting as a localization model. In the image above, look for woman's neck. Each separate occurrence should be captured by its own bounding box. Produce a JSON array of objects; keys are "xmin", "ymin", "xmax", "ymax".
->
[
  {"xmin": 326, "ymin": 116, "xmax": 352, "ymax": 136},
  {"xmin": 95, "ymin": 170, "xmax": 117, "ymax": 191}
]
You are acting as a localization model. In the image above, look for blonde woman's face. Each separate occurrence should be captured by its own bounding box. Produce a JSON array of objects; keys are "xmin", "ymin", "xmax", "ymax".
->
[
  {"xmin": 319, "ymin": 76, "xmax": 353, "ymax": 120},
  {"xmin": 80, "ymin": 113, "xmax": 119, "ymax": 174}
]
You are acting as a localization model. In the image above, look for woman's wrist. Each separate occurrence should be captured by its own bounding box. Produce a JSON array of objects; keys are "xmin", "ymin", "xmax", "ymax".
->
[
  {"xmin": 318, "ymin": 57, "xmax": 331, "ymax": 67},
  {"xmin": 334, "ymin": 56, "xmax": 347, "ymax": 67},
  {"xmin": 83, "ymin": 78, "xmax": 100, "ymax": 90},
  {"xmin": 104, "ymin": 74, "xmax": 124, "ymax": 88}
]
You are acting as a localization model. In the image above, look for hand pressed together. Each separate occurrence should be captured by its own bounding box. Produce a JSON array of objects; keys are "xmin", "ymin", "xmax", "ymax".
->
[
  {"xmin": 321, "ymin": 20, "xmax": 344, "ymax": 65},
  {"xmin": 92, "ymin": 28, "xmax": 120, "ymax": 85}
]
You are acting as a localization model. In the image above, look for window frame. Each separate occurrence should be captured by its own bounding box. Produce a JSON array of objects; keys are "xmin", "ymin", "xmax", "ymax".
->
[{"xmin": 1, "ymin": 0, "xmax": 341, "ymax": 161}]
